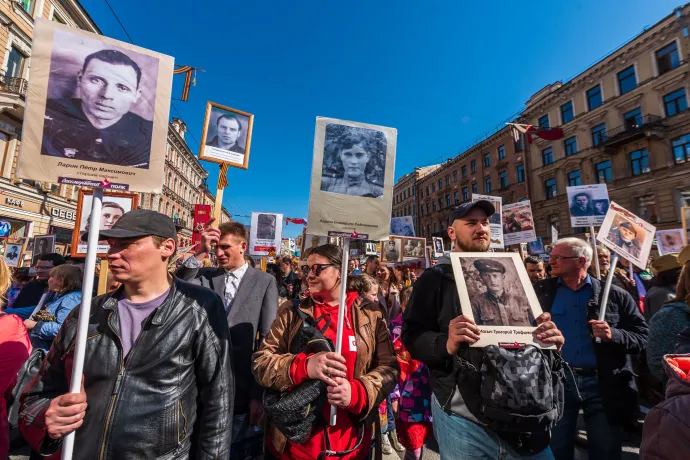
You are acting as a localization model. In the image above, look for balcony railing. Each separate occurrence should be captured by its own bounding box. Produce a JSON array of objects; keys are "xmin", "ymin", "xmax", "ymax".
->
[
  {"xmin": 600, "ymin": 114, "xmax": 663, "ymax": 147},
  {"xmin": 0, "ymin": 75, "xmax": 28, "ymax": 96}
]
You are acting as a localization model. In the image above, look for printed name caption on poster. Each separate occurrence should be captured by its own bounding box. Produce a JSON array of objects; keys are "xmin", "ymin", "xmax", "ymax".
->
[{"xmin": 58, "ymin": 177, "xmax": 129, "ymax": 191}]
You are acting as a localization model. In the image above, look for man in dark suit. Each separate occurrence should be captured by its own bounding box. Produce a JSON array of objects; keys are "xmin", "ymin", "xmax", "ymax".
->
[{"xmin": 176, "ymin": 219, "xmax": 278, "ymax": 449}]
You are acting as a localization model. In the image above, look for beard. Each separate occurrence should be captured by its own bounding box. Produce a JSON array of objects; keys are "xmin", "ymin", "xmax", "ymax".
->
[{"xmin": 455, "ymin": 236, "xmax": 490, "ymax": 252}]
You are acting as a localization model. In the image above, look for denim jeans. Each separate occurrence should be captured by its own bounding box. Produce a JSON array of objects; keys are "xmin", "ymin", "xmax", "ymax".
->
[
  {"xmin": 431, "ymin": 395, "xmax": 554, "ymax": 460},
  {"xmin": 550, "ymin": 373, "xmax": 622, "ymax": 460}
]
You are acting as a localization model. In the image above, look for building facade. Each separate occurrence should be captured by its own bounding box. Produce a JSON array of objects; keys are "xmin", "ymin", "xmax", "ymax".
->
[
  {"xmin": 391, "ymin": 164, "xmax": 440, "ymax": 236},
  {"xmin": 416, "ymin": 126, "xmax": 528, "ymax": 246},
  {"xmin": 523, "ymin": 6, "xmax": 690, "ymax": 241},
  {"xmin": 0, "ymin": 0, "xmax": 99, "ymax": 263}
]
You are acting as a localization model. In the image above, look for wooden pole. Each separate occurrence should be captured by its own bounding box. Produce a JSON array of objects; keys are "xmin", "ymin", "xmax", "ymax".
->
[
  {"xmin": 97, "ymin": 259, "xmax": 109, "ymax": 295},
  {"xmin": 213, "ymin": 164, "xmax": 229, "ymax": 224}
]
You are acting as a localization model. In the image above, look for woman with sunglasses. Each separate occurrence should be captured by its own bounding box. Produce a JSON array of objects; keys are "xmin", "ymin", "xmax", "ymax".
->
[{"xmin": 253, "ymin": 244, "xmax": 399, "ymax": 460}]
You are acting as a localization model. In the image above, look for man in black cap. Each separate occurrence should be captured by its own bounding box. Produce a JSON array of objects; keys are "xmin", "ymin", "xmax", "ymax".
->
[
  {"xmin": 20, "ymin": 209, "xmax": 233, "ymax": 459},
  {"xmin": 402, "ymin": 201, "xmax": 564, "ymax": 459},
  {"xmin": 471, "ymin": 258, "xmax": 534, "ymax": 327}
]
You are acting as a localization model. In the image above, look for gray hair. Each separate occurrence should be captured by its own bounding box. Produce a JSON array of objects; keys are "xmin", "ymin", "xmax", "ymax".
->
[{"xmin": 553, "ymin": 237, "xmax": 593, "ymax": 268}]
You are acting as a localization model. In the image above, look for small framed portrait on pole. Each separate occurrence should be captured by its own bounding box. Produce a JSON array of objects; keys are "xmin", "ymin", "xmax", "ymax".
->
[
  {"xmin": 71, "ymin": 190, "xmax": 139, "ymax": 257},
  {"xmin": 32, "ymin": 234, "xmax": 56, "ymax": 265},
  {"xmin": 198, "ymin": 101, "xmax": 254, "ymax": 169},
  {"xmin": 4, "ymin": 241, "xmax": 25, "ymax": 268}
]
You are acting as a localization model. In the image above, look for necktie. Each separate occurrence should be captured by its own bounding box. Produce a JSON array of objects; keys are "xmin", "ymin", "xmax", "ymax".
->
[{"xmin": 225, "ymin": 272, "xmax": 238, "ymax": 311}]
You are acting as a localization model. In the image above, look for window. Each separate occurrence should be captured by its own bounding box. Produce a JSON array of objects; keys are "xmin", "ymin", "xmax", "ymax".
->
[
  {"xmin": 499, "ymin": 170, "xmax": 508, "ymax": 189},
  {"xmin": 426, "ymin": 203, "xmax": 430, "ymax": 214},
  {"xmin": 567, "ymin": 170, "xmax": 581, "ymax": 186},
  {"xmin": 637, "ymin": 194, "xmax": 658, "ymax": 224},
  {"xmin": 427, "ymin": 225, "xmax": 431, "ymax": 236},
  {"xmin": 52, "ymin": 11, "xmax": 67, "ymax": 23},
  {"xmin": 561, "ymin": 101, "xmax": 574, "ymax": 124},
  {"xmin": 515, "ymin": 134, "xmax": 524, "ymax": 152},
  {"xmin": 434, "ymin": 223, "xmax": 437, "ymax": 233},
  {"xmin": 630, "ymin": 149, "xmax": 650, "ymax": 176},
  {"xmin": 471, "ymin": 160, "xmax": 476, "ymax": 173},
  {"xmin": 657, "ymin": 42, "xmax": 680, "ymax": 75},
  {"xmin": 592, "ymin": 123, "xmax": 607, "ymax": 146},
  {"xmin": 516, "ymin": 164, "xmax": 525, "ymax": 183},
  {"xmin": 453, "ymin": 171, "xmax": 458, "ymax": 182},
  {"xmin": 462, "ymin": 186, "xmax": 469, "ymax": 201},
  {"xmin": 6, "ymin": 47, "xmax": 25, "ymax": 78},
  {"xmin": 596, "ymin": 160, "xmax": 613, "ymax": 183},
  {"xmin": 484, "ymin": 153, "xmax": 491, "ymax": 167},
  {"xmin": 461, "ymin": 165, "xmax": 467, "ymax": 178},
  {"xmin": 672, "ymin": 134, "xmax": 690, "ymax": 164},
  {"xmin": 19, "ymin": 0, "xmax": 34, "ymax": 14},
  {"xmin": 438, "ymin": 179, "xmax": 443, "ymax": 190},
  {"xmin": 538, "ymin": 114, "xmax": 550, "ymax": 128},
  {"xmin": 426, "ymin": 186, "xmax": 429, "ymax": 196},
  {"xmin": 419, "ymin": 188, "xmax": 423, "ymax": 199},
  {"xmin": 587, "ymin": 85, "xmax": 602, "ymax": 111},
  {"xmin": 485, "ymin": 178, "xmax": 492, "ymax": 193},
  {"xmin": 664, "ymin": 89, "xmax": 688, "ymax": 116},
  {"xmin": 472, "ymin": 183, "xmax": 478, "ymax": 194},
  {"xmin": 617, "ymin": 65, "xmax": 637, "ymax": 95},
  {"xmin": 438, "ymin": 198, "xmax": 442, "ymax": 209},
  {"xmin": 454, "ymin": 191, "xmax": 459, "ymax": 204},
  {"xmin": 624, "ymin": 107, "xmax": 642, "ymax": 129},
  {"xmin": 498, "ymin": 145, "xmax": 505, "ymax": 160},
  {"xmin": 542, "ymin": 147, "xmax": 553, "ymax": 166},
  {"xmin": 431, "ymin": 183, "xmax": 435, "ymax": 192},
  {"xmin": 420, "ymin": 206, "xmax": 424, "ymax": 216},
  {"xmin": 544, "ymin": 178, "xmax": 557, "ymax": 199},
  {"xmin": 446, "ymin": 194, "xmax": 451, "ymax": 207},
  {"xmin": 432, "ymin": 202, "xmax": 436, "ymax": 212},
  {"xmin": 445, "ymin": 175, "xmax": 450, "ymax": 186},
  {"xmin": 564, "ymin": 136, "xmax": 578, "ymax": 156}
]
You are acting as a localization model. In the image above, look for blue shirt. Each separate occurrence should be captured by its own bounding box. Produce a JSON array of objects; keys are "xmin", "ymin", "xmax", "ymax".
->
[{"xmin": 551, "ymin": 275, "xmax": 597, "ymax": 369}]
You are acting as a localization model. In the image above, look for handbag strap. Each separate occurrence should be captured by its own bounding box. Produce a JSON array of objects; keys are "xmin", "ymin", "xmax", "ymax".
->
[
  {"xmin": 293, "ymin": 300, "xmax": 332, "ymax": 334},
  {"xmin": 317, "ymin": 424, "xmax": 366, "ymax": 460}
]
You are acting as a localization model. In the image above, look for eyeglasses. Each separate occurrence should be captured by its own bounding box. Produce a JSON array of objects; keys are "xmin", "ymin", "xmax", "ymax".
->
[
  {"xmin": 35, "ymin": 265, "xmax": 54, "ymax": 270},
  {"xmin": 302, "ymin": 263, "xmax": 337, "ymax": 276},
  {"xmin": 549, "ymin": 255, "xmax": 580, "ymax": 262}
]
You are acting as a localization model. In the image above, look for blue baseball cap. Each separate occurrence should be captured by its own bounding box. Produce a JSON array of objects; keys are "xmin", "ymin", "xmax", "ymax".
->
[{"xmin": 450, "ymin": 200, "xmax": 495, "ymax": 223}]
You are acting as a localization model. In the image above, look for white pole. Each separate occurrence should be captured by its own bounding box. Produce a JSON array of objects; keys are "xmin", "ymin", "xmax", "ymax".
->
[
  {"xmin": 590, "ymin": 226, "xmax": 600, "ymax": 279},
  {"xmin": 596, "ymin": 252, "xmax": 619, "ymax": 344},
  {"xmin": 330, "ymin": 237, "xmax": 351, "ymax": 426},
  {"xmin": 629, "ymin": 262, "xmax": 634, "ymax": 281},
  {"xmin": 61, "ymin": 187, "xmax": 103, "ymax": 460}
]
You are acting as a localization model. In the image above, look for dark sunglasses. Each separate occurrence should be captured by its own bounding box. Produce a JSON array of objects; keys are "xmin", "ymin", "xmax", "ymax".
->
[{"xmin": 302, "ymin": 263, "xmax": 337, "ymax": 276}]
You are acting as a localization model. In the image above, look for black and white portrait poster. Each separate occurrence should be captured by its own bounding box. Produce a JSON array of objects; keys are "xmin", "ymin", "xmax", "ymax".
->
[
  {"xmin": 32, "ymin": 234, "xmax": 56, "ymax": 265},
  {"xmin": 432, "ymin": 237, "xmax": 444, "ymax": 257},
  {"xmin": 249, "ymin": 212, "xmax": 283, "ymax": 256},
  {"xmin": 17, "ymin": 20, "xmax": 173, "ymax": 193},
  {"xmin": 566, "ymin": 184, "xmax": 610, "ymax": 227},
  {"xmin": 502, "ymin": 201, "xmax": 536, "ymax": 246},
  {"xmin": 597, "ymin": 202, "xmax": 656, "ymax": 270},
  {"xmin": 364, "ymin": 242, "xmax": 379, "ymax": 256},
  {"xmin": 390, "ymin": 216, "xmax": 415, "ymax": 237},
  {"xmin": 306, "ymin": 117, "xmax": 397, "ymax": 241},
  {"xmin": 198, "ymin": 102, "xmax": 254, "ymax": 169},
  {"xmin": 472, "ymin": 194, "xmax": 503, "ymax": 249},
  {"xmin": 381, "ymin": 238, "xmax": 402, "ymax": 263},
  {"xmin": 449, "ymin": 252, "xmax": 551, "ymax": 349},
  {"xmin": 4, "ymin": 242, "xmax": 24, "ymax": 268},
  {"xmin": 72, "ymin": 190, "xmax": 139, "ymax": 257},
  {"xmin": 301, "ymin": 234, "xmax": 329, "ymax": 260},
  {"xmin": 656, "ymin": 229, "xmax": 685, "ymax": 255},
  {"xmin": 402, "ymin": 237, "xmax": 426, "ymax": 259}
]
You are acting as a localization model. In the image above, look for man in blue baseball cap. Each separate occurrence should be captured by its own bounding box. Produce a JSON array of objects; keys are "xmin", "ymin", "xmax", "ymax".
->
[{"xmin": 402, "ymin": 201, "xmax": 565, "ymax": 459}]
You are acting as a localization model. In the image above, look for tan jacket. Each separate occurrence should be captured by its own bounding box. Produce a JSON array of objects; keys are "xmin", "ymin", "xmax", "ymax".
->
[{"xmin": 252, "ymin": 295, "xmax": 399, "ymax": 455}]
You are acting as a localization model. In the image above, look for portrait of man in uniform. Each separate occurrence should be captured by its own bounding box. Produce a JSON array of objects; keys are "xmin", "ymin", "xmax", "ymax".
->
[
  {"xmin": 4, "ymin": 244, "xmax": 22, "ymax": 267},
  {"xmin": 469, "ymin": 258, "xmax": 535, "ymax": 327},
  {"xmin": 320, "ymin": 124, "xmax": 386, "ymax": 198},
  {"xmin": 256, "ymin": 214, "xmax": 277, "ymax": 240},
  {"xmin": 41, "ymin": 31, "xmax": 160, "ymax": 169},
  {"xmin": 382, "ymin": 239, "xmax": 401, "ymax": 262},
  {"xmin": 606, "ymin": 219, "xmax": 642, "ymax": 259}
]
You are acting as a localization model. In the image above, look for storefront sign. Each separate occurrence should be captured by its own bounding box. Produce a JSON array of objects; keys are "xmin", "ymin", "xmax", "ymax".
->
[
  {"xmin": 51, "ymin": 207, "xmax": 76, "ymax": 221},
  {"xmin": 6, "ymin": 197, "xmax": 24, "ymax": 207}
]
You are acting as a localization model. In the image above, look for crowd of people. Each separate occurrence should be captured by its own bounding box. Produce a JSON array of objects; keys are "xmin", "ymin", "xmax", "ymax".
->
[{"xmin": 1, "ymin": 202, "xmax": 689, "ymax": 460}]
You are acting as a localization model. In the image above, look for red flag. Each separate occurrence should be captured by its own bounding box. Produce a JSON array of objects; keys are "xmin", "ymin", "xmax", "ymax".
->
[{"xmin": 509, "ymin": 124, "xmax": 563, "ymax": 143}]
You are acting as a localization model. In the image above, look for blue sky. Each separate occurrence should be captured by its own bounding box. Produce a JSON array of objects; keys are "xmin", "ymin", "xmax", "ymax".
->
[{"xmin": 82, "ymin": 0, "xmax": 680, "ymax": 238}]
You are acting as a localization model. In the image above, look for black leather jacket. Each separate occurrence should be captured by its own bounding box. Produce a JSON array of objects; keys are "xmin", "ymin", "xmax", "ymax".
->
[{"xmin": 19, "ymin": 277, "xmax": 234, "ymax": 460}]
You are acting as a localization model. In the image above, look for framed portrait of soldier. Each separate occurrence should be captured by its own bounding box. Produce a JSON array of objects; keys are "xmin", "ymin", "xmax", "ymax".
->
[
  {"xmin": 402, "ymin": 237, "xmax": 426, "ymax": 259},
  {"xmin": 198, "ymin": 101, "xmax": 254, "ymax": 169},
  {"xmin": 381, "ymin": 238, "xmax": 402, "ymax": 263},
  {"xmin": 566, "ymin": 184, "xmax": 610, "ymax": 227},
  {"xmin": 249, "ymin": 212, "xmax": 283, "ymax": 256},
  {"xmin": 32, "ymin": 235, "xmax": 56, "ymax": 265},
  {"xmin": 306, "ymin": 117, "xmax": 397, "ymax": 241},
  {"xmin": 502, "ymin": 201, "xmax": 536, "ymax": 246},
  {"xmin": 17, "ymin": 19, "xmax": 174, "ymax": 193},
  {"xmin": 365, "ymin": 242, "xmax": 379, "ymax": 256},
  {"xmin": 432, "ymin": 237, "xmax": 444, "ymax": 258},
  {"xmin": 71, "ymin": 190, "xmax": 139, "ymax": 257},
  {"xmin": 4, "ymin": 242, "xmax": 25, "ymax": 268},
  {"xmin": 449, "ymin": 252, "xmax": 551, "ymax": 349},
  {"xmin": 656, "ymin": 229, "xmax": 685, "ymax": 255},
  {"xmin": 597, "ymin": 201, "xmax": 656, "ymax": 270}
]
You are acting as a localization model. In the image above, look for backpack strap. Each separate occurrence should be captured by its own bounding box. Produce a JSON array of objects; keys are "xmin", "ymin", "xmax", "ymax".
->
[{"xmin": 292, "ymin": 299, "xmax": 332, "ymax": 334}]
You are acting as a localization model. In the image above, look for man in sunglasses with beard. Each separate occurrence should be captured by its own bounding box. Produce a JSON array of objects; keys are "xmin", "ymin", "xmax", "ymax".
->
[{"xmin": 177, "ymin": 219, "xmax": 278, "ymax": 453}]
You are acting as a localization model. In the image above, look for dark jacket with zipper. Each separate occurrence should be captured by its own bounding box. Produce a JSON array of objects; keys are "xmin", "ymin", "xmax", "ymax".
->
[
  {"xmin": 533, "ymin": 276, "xmax": 648, "ymax": 424},
  {"xmin": 401, "ymin": 258, "xmax": 556, "ymax": 454},
  {"xmin": 19, "ymin": 277, "xmax": 233, "ymax": 460}
]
